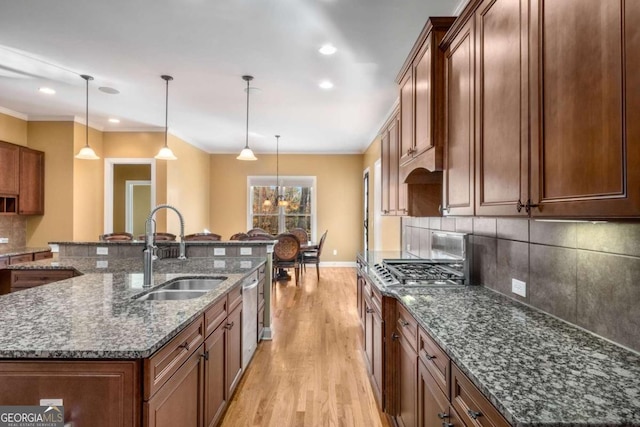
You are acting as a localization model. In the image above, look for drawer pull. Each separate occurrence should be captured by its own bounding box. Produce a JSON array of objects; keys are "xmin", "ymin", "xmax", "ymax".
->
[
  {"xmin": 178, "ymin": 341, "xmax": 190, "ymax": 351},
  {"xmin": 467, "ymin": 409, "xmax": 482, "ymax": 419},
  {"xmin": 442, "ymin": 423, "xmax": 454, "ymax": 427},
  {"xmin": 422, "ymin": 350, "xmax": 435, "ymax": 360},
  {"xmin": 437, "ymin": 412, "xmax": 450, "ymax": 419},
  {"xmin": 201, "ymin": 350, "xmax": 209, "ymax": 361},
  {"xmin": 366, "ymin": 308, "xmax": 375, "ymax": 314},
  {"xmin": 398, "ymin": 318, "xmax": 410, "ymax": 327},
  {"xmin": 225, "ymin": 321, "xmax": 235, "ymax": 330},
  {"xmin": 391, "ymin": 332, "xmax": 400, "ymax": 341}
]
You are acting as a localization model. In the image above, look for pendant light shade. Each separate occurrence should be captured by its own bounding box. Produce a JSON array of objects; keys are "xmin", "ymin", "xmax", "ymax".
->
[
  {"xmin": 155, "ymin": 75, "xmax": 177, "ymax": 160},
  {"xmin": 75, "ymin": 74, "xmax": 100, "ymax": 160},
  {"xmin": 237, "ymin": 75, "xmax": 257, "ymax": 161}
]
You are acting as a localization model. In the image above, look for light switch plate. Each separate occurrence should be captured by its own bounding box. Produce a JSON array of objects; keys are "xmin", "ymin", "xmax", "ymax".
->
[
  {"xmin": 240, "ymin": 247, "xmax": 252, "ymax": 255},
  {"xmin": 512, "ymin": 278, "xmax": 527, "ymax": 297},
  {"xmin": 0, "ymin": 237, "xmax": 8, "ymax": 244},
  {"xmin": 214, "ymin": 248, "xmax": 226, "ymax": 256},
  {"xmin": 96, "ymin": 247, "xmax": 108, "ymax": 255}
]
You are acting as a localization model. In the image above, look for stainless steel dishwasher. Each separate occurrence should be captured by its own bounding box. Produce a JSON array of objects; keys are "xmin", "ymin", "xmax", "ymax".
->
[{"xmin": 242, "ymin": 270, "xmax": 259, "ymax": 369}]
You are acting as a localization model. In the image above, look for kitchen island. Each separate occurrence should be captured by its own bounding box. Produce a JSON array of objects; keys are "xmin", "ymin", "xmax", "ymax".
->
[
  {"xmin": 358, "ymin": 251, "xmax": 640, "ymax": 427},
  {"xmin": 0, "ymin": 254, "xmax": 268, "ymax": 427}
]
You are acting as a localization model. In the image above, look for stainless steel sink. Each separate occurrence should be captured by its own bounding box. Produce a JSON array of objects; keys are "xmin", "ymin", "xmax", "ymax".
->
[
  {"xmin": 134, "ymin": 277, "xmax": 228, "ymax": 301},
  {"xmin": 161, "ymin": 277, "xmax": 226, "ymax": 291},
  {"xmin": 136, "ymin": 289, "xmax": 208, "ymax": 301}
]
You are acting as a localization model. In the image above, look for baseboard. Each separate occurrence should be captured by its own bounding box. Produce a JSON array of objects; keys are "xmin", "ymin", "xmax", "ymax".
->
[{"xmin": 318, "ymin": 261, "xmax": 357, "ymax": 267}]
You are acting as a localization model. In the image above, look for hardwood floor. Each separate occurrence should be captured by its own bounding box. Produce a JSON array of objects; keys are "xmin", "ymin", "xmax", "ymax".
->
[{"xmin": 220, "ymin": 267, "xmax": 390, "ymax": 427}]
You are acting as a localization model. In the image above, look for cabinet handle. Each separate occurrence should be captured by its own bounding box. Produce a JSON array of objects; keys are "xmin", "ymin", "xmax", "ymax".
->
[
  {"xmin": 467, "ymin": 409, "xmax": 482, "ymax": 419},
  {"xmin": 398, "ymin": 318, "xmax": 410, "ymax": 327},
  {"xmin": 366, "ymin": 308, "xmax": 375, "ymax": 314},
  {"xmin": 391, "ymin": 332, "xmax": 400, "ymax": 341},
  {"xmin": 438, "ymin": 204, "xmax": 443, "ymax": 214},
  {"xmin": 226, "ymin": 321, "xmax": 235, "ymax": 330},
  {"xmin": 517, "ymin": 199, "xmax": 539, "ymax": 214},
  {"xmin": 437, "ymin": 412, "xmax": 450, "ymax": 419},
  {"xmin": 201, "ymin": 350, "xmax": 209, "ymax": 361},
  {"xmin": 442, "ymin": 423, "xmax": 454, "ymax": 427},
  {"xmin": 424, "ymin": 352, "xmax": 435, "ymax": 360},
  {"xmin": 445, "ymin": 205, "xmax": 451, "ymax": 213},
  {"xmin": 178, "ymin": 341, "xmax": 190, "ymax": 351}
]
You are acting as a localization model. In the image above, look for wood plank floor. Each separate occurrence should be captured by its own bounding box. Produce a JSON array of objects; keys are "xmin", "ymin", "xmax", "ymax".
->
[{"xmin": 220, "ymin": 267, "xmax": 391, "ymax": 427}]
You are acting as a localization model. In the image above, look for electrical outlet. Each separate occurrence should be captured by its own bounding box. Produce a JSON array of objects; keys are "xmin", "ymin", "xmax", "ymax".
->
[
  {"xmin": 96, "ymin": 247, "xmax": 108, "ymax": 255},
  {"xmin": 512, "ymin": 278, "xmax": 527, "ymax": 297},
  {"xmin": 40, "ymin": 398, "xmax": 63, "ymax": 406},
  {"xmin": 332, "ymin": 249, "xmax": 337, "ymax": 256},
  {"xmin": 0, "ymin": 237, "xmax": 8, "ymax": 244},
  {"xmin": 240, "ymin": 247, "xmax": 252, "ymax": 256},
  {"xmin": 214, "ymin": 248, "xmax": 226, "ymax": 256}
]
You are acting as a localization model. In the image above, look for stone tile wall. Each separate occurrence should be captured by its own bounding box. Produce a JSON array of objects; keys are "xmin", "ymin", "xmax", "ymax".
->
[
  {"xmin": 0, "ymin": 216, "xmax": 27, "ymax": 249},
  {"xmin": 402, "ymin": 217, "xmax": 640, "ymax": 352}
]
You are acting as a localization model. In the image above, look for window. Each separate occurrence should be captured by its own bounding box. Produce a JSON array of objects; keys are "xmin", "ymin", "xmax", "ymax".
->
[{"xmin": 248, "ymin": 176, "xmax": 316, "ymax": 240}]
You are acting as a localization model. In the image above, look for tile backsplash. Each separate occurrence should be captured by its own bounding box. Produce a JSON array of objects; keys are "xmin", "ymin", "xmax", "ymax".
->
[
  {"xmin": 402, "ymin": 217, "xmax": 640, "ymax": 353},
  {"xmin": 0, "ymin": 216, "xmax": 27, "ymax": 249}
]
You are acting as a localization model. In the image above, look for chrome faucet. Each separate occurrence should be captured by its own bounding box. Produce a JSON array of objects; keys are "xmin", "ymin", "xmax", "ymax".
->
[{"xmin": 143, "ymin": 204, "xmax": 187, "ymax": 287}]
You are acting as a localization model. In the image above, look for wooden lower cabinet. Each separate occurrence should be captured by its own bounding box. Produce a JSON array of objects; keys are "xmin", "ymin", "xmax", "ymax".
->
[
  {"xmin": 0, "ymin": 361, "xmax": 140, "ymax": 427},
  {"xmin": 451, "ymin": 365, "xmax": 509, "ymax": 427},
  {"xmin": 397, "ymin": 330, "xmax": 417, "ymax": 427},
  {"xmin": 204, "ymin": 322, "xmax": 227, "ymax": 427},
  {"xmin": 145, "ymin": 347, "xmax": 204, "ymax": 427},
  {"xmin": 0, "ymin": 268, "xmax": 77, "ymax": 295},
  {"xmin": 363, "ymin": 291, "xmax": 384, "ymax": 405},
  {"xmin": 226, "ymin": 302, "xmax": 243, "ymax": 397},
  {"xmin": 418, "ymin": 360, "xmax": 463, "ymax": 427}
]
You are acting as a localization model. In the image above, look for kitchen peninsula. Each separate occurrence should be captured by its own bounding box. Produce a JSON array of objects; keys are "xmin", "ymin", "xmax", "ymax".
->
[{"xmin": 0, "ymin": 240, "xmax": 272, "ymax": 427}]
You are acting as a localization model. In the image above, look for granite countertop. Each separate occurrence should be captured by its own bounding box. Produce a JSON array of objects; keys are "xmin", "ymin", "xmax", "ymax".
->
[
  {"xmin": 359, "ymin": 252, "xmax": 640, "ymax": 427},
  {"xmin": 0, "ymin": 257, "xmax": 266, "ymax": 359},
  {"xmin": 0, "ymin": 247, "xmax": 51, "ymax": 257}
]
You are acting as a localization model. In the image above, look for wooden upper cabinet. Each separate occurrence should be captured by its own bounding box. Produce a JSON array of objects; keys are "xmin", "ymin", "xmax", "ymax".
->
[
  {"xmin": 380, "ymin": 111, "xmax": 406, "ymax": 216},
  {"xmin": 475, "ymin": 0, "xmax": 529, "ymax": 216},
  {"xmin": 530, "ymin": 0, "xmax": 640, "ymax": 217},
  {"xmin": 381, "ymin": 128, "xmax": 392, "ymax": 215},
  {"xmin": 18, "ymin": 147, "xmax": 45, "ymax": 215},
  {"xmin": 399, "ymin": 71, "xmax": 414, "ymax": 165},
  {"xmin": 397, "ymin": 18, "xmax": 455, "ymax": 173},
  {"xmin": 443, "ymin": 19, "xmax": 475, "ymax": 216},
  {"xmin": 0, "ymin": 142, "xmax": 19, "ymax": 195}
]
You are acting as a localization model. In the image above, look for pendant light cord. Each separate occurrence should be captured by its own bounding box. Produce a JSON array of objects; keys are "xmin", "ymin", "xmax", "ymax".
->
[
  {"xmin": 245, "ymin": 79, "xmax": 250, "ymax": 149},
  {"xmin": 276, "ymin": 135, "xmax": 280, "ymax": 196},
  {"xmin": 165, "ymin": 77, "xmax": 168, "ymax": 147},
  {"xmin": 80, "ymin": 74, "xmax": 93, "ymax": 148}
]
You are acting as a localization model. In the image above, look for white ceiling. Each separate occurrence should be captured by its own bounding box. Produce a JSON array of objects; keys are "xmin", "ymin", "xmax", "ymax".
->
[{"xmin": 0, "ymin": 0, "xmax": 464, "ymax": 155}]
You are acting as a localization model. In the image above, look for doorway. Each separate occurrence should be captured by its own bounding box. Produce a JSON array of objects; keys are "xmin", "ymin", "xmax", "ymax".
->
[
  {"xmin": 104, "ymin": 158, "xmax": 156, "ymax": 235},
  {"xmin": 363, "ymin": 168, "xmax": 370, "ymax": 253}
]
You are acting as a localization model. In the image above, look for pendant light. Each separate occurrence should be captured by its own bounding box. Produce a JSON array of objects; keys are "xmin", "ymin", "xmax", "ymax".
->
[
  {"xmin": 155, "ymin": 75, "xmax": 177, "ymax": 160},
  {"xmin": 275, "ymin": 135, "xmax": 288, "ymax": 207},
  {"xmin": 237, "ymin": 75, "xmax": 257, "ymax": 161},
  {"xmin": 75, "ymin": 74, "xmax": 100, "ymax": 160}
]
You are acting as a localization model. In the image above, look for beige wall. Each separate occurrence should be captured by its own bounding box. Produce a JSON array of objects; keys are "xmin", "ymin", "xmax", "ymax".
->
[
  {"xmin": 26, "ymin": 121, "xmax": 76, "ymax": 246},
  {"xmin": 362, "ymin": 135, "xmax": 402, "ymax": 252},
  {"xmin": 210, "ymin": 154, "xmax": 362, "ymax": 263},
  {"xmin": 113, "ymin": 164, "xmax": 151, "ymax": 232},
  {"xmin": 0, "ymin": 113, "xmax": 28, "ymax": 146},
  {"xmin": 73, "ymin": 123, "xmax": 104, "ymax": 241}
]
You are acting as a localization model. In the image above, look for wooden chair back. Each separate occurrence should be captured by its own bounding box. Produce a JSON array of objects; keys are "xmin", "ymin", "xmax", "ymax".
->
[
  {"xmin": 273, "ymin": 233, "xmax": 300, "ymax": 261},
  {"xmin": 184, "ymin": 233, "xmax": 222, "ymax": 241},
  {"xmin": 289, "ymin": 228, "xmax": 309, "ymax": 245},
  {"xmin": 230, "ymin": 232, "xmax": 249, "ymax": 241},
  {"xmin": 100, "ymin": 232, "xmax": 133, "ymax": 241}
]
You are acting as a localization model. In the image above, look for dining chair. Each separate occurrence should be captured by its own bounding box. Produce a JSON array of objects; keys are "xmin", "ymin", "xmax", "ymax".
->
[
  {"xmin": 272, "ymin": 233, "xmax": 301, "ymax": 285},
  {"xmin": 184, "ymin": 232, "xmax": 222, "ymax": 241},
  {"xmin": 230, "ymin": 232, "xmax": 249, "ymax": 241},
  {"xmin": 242, "ymin": 233, "xmax": 275, "ymax": 241},
  {"xmin": 302, "ymin": 230, "xmax": 327, "ymax": 281},
  {"xmin": 137, "ymin": 232, "xmax": 176, "ymax": 241},
  {"xmin": 289, "ymin": 228, "xmax": 309, "ymax": 246},
  {"xmin": 100, "ymin": 232, "xmax": 133, "ymax": 241},
  {"xmin": 247, "ymin": 227, "xmax": 270, "ymax": 236}
]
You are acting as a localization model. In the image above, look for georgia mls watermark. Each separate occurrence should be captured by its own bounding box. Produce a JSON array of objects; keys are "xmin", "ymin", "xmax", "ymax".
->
[{"xmin": 0, "ymin": 406, "xmax": 64, "ymax": 427}]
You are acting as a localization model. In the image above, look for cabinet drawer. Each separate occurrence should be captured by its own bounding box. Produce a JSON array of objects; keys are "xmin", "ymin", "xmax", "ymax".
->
[
  {"xmin": 258, "ymin": 263, "xmax": 266, "ymax": 280},
  {"xmin": 33, "ymin": 251, "xmax": 53, "ymax": 261},
  {"xmin": 9, "ymin": 253, "xmax": 33, "ymax": 264},
  {"xmin": 0, "ymin": 257, "xmax": 8, "ymax": 268},
  {"xmin": 371, "ymin": 284, "xmax": 382, "ymax": 314},
  {"xmin": 419, "ymin": 326, "xmax": 450, "ymax": 397},
  {"xmin": 144, "ymin": 316, "xmax": 205, "ymax": 400},
  {"xmin": 227, "ymin": 284, "xmax": 243, "ymax": 312},
  {"xmin": 204, "ymin": 297, "xmax": 227, "ymax": 338},
  {"xmin": 258, "ymin": 279, "xmax": 265, "ymax": 307},
  {"xmin": 451, "ymin": 364, "xmax": 510, "ymax": 427},
  {"xmin": 11, "ymin": 269, "xmax": 76, "ymax": 288},
  {"xmin": 397, "ymin": 303, "xmax": 418, "ymax": 352}
]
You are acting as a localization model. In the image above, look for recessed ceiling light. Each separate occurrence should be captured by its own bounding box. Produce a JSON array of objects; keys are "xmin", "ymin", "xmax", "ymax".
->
[
  {"xmin": 319, "ymin": 44, "xmax": 337, "ymax": 55},
  {"xmin": 99, "ymin": 86, "xmax": 120, "ymax": 95},
  {"xmin": 108, "ymin": 118, "xmax": 120, "ymax": 123},
  {"xmin": 319, "ymin": 80, "xmax": 334, "ymax": 90},
  {"xmin": 39, "ymin": 87, "xmax": 55, "ymax": 95}
]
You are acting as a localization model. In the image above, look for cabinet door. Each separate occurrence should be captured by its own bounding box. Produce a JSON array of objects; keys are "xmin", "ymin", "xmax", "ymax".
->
[
  {"xmin": 475, "ymin": 0, "xmax": 529, "ymax": 216},
  {"xmin": 418, "ymin": 361, "xmax": 463, "ymax": 427},
  {"xmin": 226, "ymin": 303, "xmax": 243, "ymax": 397},
  {"xmin": 399, "ymin": 71, "xmax": 414, "ymax": 165},
  {"xmin": 0, "ymin": 142, "xmax": 19, "ymax": 195},
  {"xmin": 530, "ymin": 0, "xmax": 640, "ymax": 217},
  {"xmin": 381, "ymin": 128, "xmax": 392, "ymax": 215},
  {"xmin": 204, "ymin": 323, "xmax": 226, "ymax": 427},
  {"xmin": 414, "ymin": 36, "xmax": 433, "ymax": 157},
  {"xmin": 18, "ymin": 147, "xmax": 44, "ymax": 215},
  {"xmin": 364, "ymin": 296, "xmax": 374, "ymax": 375},
  {"xmin": 372, "ymin": 308, "xmax": 384, "ymax": 405},
  {"xmin": 444, "ymin": 19, "xmax": 475, "ymax": 216},
  {"xmin": 145, "ymin": 346, "xmax": 203, "ymax": 427},
  {"xmin": 397, "ymin": 330, "xmax": 417, "ymax": 427},
  {"xmin": 389, "ymin": 116, "xmax": 402, "ymax": 215}
]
